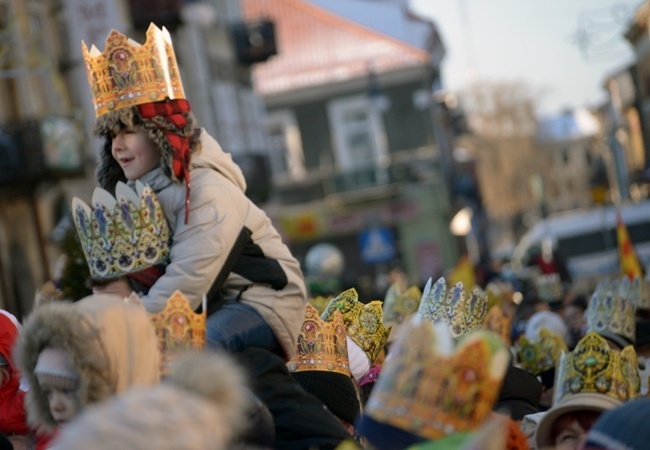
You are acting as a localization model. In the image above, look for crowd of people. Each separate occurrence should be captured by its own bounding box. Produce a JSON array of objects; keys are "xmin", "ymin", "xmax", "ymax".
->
[{"xmin": 1, "ymin": 22, "xmax": 650, "ymax": 450}]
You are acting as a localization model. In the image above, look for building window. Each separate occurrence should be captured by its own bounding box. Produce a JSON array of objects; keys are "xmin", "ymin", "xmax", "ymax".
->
[
  {"xmin": 327, "ymin": 95, "xmax": 387, "ymax": 171},
  {"xmin": 266, "ymin": 110, "xmax": 305, "ymax": 181}
]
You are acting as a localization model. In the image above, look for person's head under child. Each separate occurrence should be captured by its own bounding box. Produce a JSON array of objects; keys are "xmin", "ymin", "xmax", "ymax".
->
[{"xmin": 33, "ymin": 347, "xmax": 81, "ymax": 426}]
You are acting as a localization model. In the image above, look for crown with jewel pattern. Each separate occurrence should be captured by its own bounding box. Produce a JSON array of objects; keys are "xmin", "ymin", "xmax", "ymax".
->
[
  {"xmin": 482, "ymin": 304, "xmax": 512, "ymax": 345},
  {"xmin": 517, "ymin": 327, "xmax": 568, "ymax": 376},
  {"xmin": 383, "ymin": 282, "xmax": 422, "ymax": 325},
  {"xmin": 417, "ymin": 277, "xmax": 488, "ymax": 339},
  {"xmin": 82, "ymin": 23, "xmax": 185, "ymax": 117},
  {"xmin": 364, "ymin": 316, "xmax": 509, "ymax": 441},
  {"xmin": 553, "ymin": 331, "xmax": 640, "ymax": 405},
  {"xmin": 71, "ymin": 181, "xmax": 171, "ymax": 280},
  {"xmin": 149, "ymin": 290, "xmax": 206, "ymax": 373},
  {"xmin": 321, "ymin": 288, "xmax": 391, "ymax": 363},
  {"xmin": 629, "ymin": 275, "xmax": 650, "ymax": 311},
  {"xmin": 287, "ymin": 304, "xmax": 351, "ymax": 376},
  {"xmin": 586, "ymin": 278, "xmax": 636, "ymax": 346}
]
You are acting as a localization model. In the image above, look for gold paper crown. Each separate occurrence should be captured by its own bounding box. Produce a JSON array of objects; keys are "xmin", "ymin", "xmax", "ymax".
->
[
  {"xmin": 149, "ymin": 290, "xmax": 206, "ymax": 373},
  {"xmin": 482, "ymin": 304, "xmax": 512, "ymax": 345},
  {"xmin": 417, "ymin": 277, "xmax": 488, "ymax": 338},
  {"xmin": 72, "ymin": 181, "xmax": 171, "ymax": 280},
  {"xmin": 383, "ymin": 282, "xmax": 422, "ymax": 325},
  {"xmin": 517, "ymin": 327, "xmax": 568, "ymax": 376},
  {"xmin": 321, "ymin": 288, "xmax": 391, "ymax": 363},
  {"xmin": 82, "ymin": 23, "xmax": 185, "ymax": 117},
  {"xmin": 308, "ymin": 295, "xmax": 332, "ymax": 316},
  {"xmin": 553, "ymin": 331, "xmax": 640, "ymax": 405},
  {"xmin": 287, "ymin": 304, "xmax": 351, "ymax": 376},
  {"xmin": 586, "ymin": 279, "xmax": 636, "ymax": 346},
  {"xmin": 365, "ymin": 316, "xmax": 509, "ymax": 441},
  {"xmin": 534, "ymin": 273, "xmax": 564, "ymax": 302}
]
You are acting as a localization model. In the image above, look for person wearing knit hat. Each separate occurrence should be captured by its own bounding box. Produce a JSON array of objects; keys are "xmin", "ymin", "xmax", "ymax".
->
[
  {"xmin": 15, "ymin": 293, "xmax": 160, "ymax": 435},
  {"xmin": 80, "ymin": 24, "xmax": 306, "ymax": 362},
  {"xmin": 581, "ymin": 398, "xmax": 650, "ymax": 450}
]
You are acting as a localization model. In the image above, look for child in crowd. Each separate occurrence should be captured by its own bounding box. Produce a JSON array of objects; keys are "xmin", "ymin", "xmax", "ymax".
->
[
  {"xmin": 83, "ymin": 24, "xmax": 306, "ymax": 359},
  {"xmin": 15, "ymin": 294, "xmax": 160, "ymax": 439}
]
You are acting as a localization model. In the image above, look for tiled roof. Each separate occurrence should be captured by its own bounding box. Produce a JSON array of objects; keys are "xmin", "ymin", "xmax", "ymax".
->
[{"xmin": 241, "ymin": 0, "xmax": 431, "ymax": 96}]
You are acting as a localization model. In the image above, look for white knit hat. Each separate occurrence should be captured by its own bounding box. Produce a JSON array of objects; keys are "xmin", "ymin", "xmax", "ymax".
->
[{"xmin": 346, "ymin": 335, "xmax": 371, "ymax": 383}]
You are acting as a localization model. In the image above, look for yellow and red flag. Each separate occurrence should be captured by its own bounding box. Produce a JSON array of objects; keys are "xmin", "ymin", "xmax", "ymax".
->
[{"xmin": 616, "ymin": 210, "xmax": 643, "ymax": 279}]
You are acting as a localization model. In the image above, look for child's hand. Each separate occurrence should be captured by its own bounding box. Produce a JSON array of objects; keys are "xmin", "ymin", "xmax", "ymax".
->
[{"xmin": 92, "ymin": 277, "xmax": 134, "ymax": 299}]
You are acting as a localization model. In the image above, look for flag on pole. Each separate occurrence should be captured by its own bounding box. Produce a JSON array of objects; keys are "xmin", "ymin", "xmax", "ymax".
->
[
  {"xmin": 616, "ymin": 209, "xmax": 643, "ymax": 279},
  {"xmin": 447, "ymin": 254, "xmax": 476, "ymax": 289}
]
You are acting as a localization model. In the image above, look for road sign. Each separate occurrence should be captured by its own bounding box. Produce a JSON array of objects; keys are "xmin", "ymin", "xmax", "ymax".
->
[{"xmin": 359, "ymin": 227, "xmax": 395, "ymax": 264}]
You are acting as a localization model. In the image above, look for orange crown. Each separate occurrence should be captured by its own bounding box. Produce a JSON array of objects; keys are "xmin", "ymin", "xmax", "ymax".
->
[
  {"xmin": 82, "ymin": 23, "xmax": 185, "ymax": 117},
  {"xmin": 287, "ymin": 304, "xmax": 351, "ymax": 376}
]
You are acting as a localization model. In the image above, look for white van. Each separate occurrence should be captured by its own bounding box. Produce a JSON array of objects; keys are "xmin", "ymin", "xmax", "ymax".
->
[{"xmin": 511, "ymin": 201, "xmax": 650, "ymax": 291}]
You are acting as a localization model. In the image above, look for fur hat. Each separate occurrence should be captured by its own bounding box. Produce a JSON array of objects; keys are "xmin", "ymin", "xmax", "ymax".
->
[{"xmin": 93, "ymin": 100, "xmax": 200, "ymax": 194}]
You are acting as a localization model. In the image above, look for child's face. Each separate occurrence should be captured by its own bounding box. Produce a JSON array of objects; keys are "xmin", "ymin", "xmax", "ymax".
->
[
  {"xmin": 111, "ymin": 126, "xmax": 161, "ymax": 180},
  {"xmin": 38, "ymin": 378, "xmax": 81, "ymax": 425}
]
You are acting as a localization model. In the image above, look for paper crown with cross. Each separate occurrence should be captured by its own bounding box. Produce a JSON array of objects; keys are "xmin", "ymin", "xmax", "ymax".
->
[
  {"xmin": 553, "ymin": 331, "xmax": 640, "ymax": 405},
  {"xmin": 71, "ymin": 181, "xmax": 171, "ymax": 280},
  {"xmin": 287, "ymin": 304, "xmax": 351, "ymax": 376},
  {"xmin": 586, "ymin": 278, "xmax": 637, "ymax": 347},
  {"xmin": 321, "ymin": 288, "xmax": 391, "ymax": 364},
  {"xmin": 416, "ymin": 277, "xmax": 488, "ymax": 339},
  {"xmin": 82, "ymin": 23, "xmax": 185, "ymax": 117},
  {"xmin": 382, "ymin": 282, "xmax": 422, "ymax": 325},
  {"xmin": 517, "ymin": 327, "xmax": 568, "ymax": 376},
  {"xmin": 361, "ymin": 316, "xmax": 509, "ymax": 441}
]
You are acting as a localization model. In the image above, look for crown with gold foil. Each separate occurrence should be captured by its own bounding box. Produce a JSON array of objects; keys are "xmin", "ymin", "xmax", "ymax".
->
[
  {"xmin": 417, "ymin": 277, "xmax": 488, "ymax": 339},
  {"xmin": 308, "ymin": 295, "xmax": 332, "ymax": 316},
  {"xmin": 553, "ymin": 331, "xmax": 640, "ymax": 405},
  {"xmin": 71, "ymin": 181, "xmax": 171, "ymax": 280},
  {"xmin": 586, "ymin": 279, "xmax": 636, "ymax": 346},
  {"xmin": 517, "ymin": 327, "xmax": 568, "ymax": 376},
  {"xmin": 287, "ymin": 304, "xmax": 351, "ymax": 376},
  {"xmin": 383, "ymin": 282, "xmax": 422, "ymax": 325},
  {"xmin": 534, "ymin": 273, "xmax": 564, "ymax": 302},
  {"xmin": 365, "ymin": 316, "xmax": 509, "ymax": 441},
  {"xmin": 482, "ymin": 304, "xmax": 512, "ymax": 345},
  {"xmin": 321, "ymin": 288, "xmax": 391, "ymax": 363},
  {"xmin": 82, "ymin": 23, "xmax": 185, "ymax": 117},
  {"xmin": 149, "ymin": 290, "xmax": 206, "ymax": 373}
]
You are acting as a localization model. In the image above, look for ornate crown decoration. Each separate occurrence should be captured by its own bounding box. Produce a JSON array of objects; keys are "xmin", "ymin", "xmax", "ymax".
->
[
  {"xmin": 149, "ymin": 290, "xmax": 206, "ymax": 373},
  {"xmin": 517, "ymin": 327, "xmax": 568, "ymax": 376},
  {"xmin": 365, "ymin": 316, "xmax": 509, "ymax": 441},
  {"xmin": 629, "ymin": 276, "xmax": 650, "ymax": 311},
  {"xmin": 586, "ymin": 279, "xmax": 636, "ymax": 346},
  {"xmin": 287, "ymin": 304, "xmax": 351, "ymax": 376},
  {"xmin": 482, "ymin": 304, "xmax": 512, "ymax": 345},
  {"xmin": 71, "ymin": 181, "xmax": 171, "ymax": 280},
  {"xmin": 534, "ymin": 273, "xmax": 564, "ymax": 302},
  {"xmin": 416, "ymin": 277, "xmax": 488, "ymax": 338},
  {"xmin": 554, "ymin": 331, "xmax": 640, "ymax": 405},
  {"xmin": 383, "ymin": 283, "xmax": 422, "ymax": 325},
  {"xmin": 321, "ymin": 288, "xmax": 391, "ymax": 363},
  {"xmin": 82, "ymin": 23, "xmax": 185, "ymax": 117},
  {"xmin": 308, "ymin": 295, "xmax": 332, "ymax": 315}
]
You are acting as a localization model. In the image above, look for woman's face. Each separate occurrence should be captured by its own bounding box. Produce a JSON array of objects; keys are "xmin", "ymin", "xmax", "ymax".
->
[{"xmin": 552, "ymin": 411, "xmax": 600, "ymax": 450}]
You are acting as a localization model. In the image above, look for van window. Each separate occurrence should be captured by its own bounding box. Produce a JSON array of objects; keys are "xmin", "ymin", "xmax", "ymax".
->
[{"xmin": 553, "ymin": 220, "xmax": 650, "ymax": 259}]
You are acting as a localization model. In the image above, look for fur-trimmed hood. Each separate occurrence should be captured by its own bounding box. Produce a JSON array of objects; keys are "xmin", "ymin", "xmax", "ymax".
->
[{"xmin": 15, "ymin": 294, "xmax": 160, "ymax": 432}]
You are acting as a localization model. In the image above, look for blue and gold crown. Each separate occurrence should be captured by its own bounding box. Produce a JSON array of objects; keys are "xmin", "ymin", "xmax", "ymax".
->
[
  {"xmin": 554, "ymin": 331, "xmax": 640, "ymax": 405},
  {"xmin": 287, "ymin": 304, "xmax": 350, "ymax": 376},
  {"xmin": 417, "ymin": 277, "xmax": 488, "ymax": 338},
  {"xmin": 321, "ymin": 288, "xmax": 391, "ymax": 363},
  {"xmin": 586, "ymin": 279, "xmax": 636, "ymax": 346},
  {"xmin": 71, "ymin": 181, "xmax": 171, "ymax": 280},
  {"xmin": 364, "ymin": 316, "xmax": 509, "ymax": 441},
  {"xmin": 517, "ymin": 327, "xmax": 568, "ymax": 376},
  {"xmin": 629, "ymin": 276, "xmax": 650, "ymax": 311}
]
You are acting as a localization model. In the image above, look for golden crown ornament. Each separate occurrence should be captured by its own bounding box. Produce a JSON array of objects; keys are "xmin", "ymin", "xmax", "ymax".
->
[
  {"xmin": 517, "ymin": 327, "xmax": 568, "ymax": 376},
  {"xmin": 82, "ymin": 23, "xmax": 185, "ymax": 117},
  {"xmin": 365, "ymin": 316, "xmax": 509, "ymax": 441},
  {"xmin": 417, "ymin": 277, "xmax": 488, "ymax": 339},
  {"xmin": 308, "ymin": 295, "xmax": 332, "ymax": 316},
  {"xmin": 321, "ymin": 288, "xmax": 391, "ymax": 363},
  {"xmin": 482, "ymin": 304, "xmax": 512, "ymax": 345},
  {"xmin": 71, "ymin": 181, "xmax": 171, "ymax": 280},
  {"xmin": 287, "ymin": 304, "xmax": 351, "ymax": 376},
  {"xmin": 586, "ymin": 279, "xmax": 636, "ymax": 346},
  {"xmin": 383, "ymin": 282, "xmax": 422, "ymax": 325},
  {"xmin": 553, "ymin": 332, "xmax": 640, "ymax": 405},
  {"xmin": 534, "ymin": 273, "xmax": 564, "ymax": 303}
]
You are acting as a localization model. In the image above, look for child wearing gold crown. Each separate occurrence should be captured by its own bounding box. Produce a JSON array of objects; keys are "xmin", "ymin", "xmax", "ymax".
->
[{"xmin": 81, "ymin": 24, "xmax": 306, "ymax": 360}]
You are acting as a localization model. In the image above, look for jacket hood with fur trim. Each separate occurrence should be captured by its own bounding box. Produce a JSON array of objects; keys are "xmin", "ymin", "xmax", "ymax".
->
[{"xmin": 15, "ymin": 295, "xmax": 160, "ymax": 433}]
